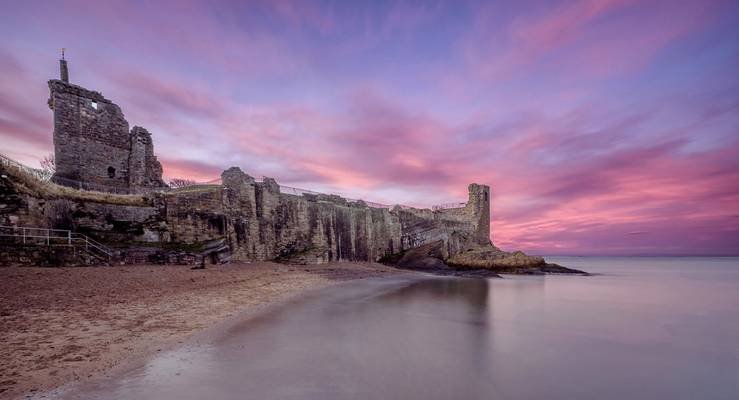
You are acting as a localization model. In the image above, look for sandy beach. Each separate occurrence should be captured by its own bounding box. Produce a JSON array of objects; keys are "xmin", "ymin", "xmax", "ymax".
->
[{"xmin": 0, "ymin": 262, "xmax": 402, "ymax": 399}]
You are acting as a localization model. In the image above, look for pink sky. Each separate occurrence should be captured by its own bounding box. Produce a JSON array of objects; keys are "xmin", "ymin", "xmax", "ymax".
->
[{"xmin": 1, "ymin": 0, "xmax": 738, "ymax": 255}]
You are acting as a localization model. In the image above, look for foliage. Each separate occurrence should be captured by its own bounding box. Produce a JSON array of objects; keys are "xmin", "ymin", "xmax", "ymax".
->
[{"xmin": 38, "ymin": 153, "xmax": 55, "ymax": 181}]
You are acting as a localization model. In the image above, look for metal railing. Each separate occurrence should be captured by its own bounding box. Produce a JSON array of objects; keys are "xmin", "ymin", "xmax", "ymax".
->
[
  {"xmin": 277, "ymin": 183, "xmax": 395, "ymax": 209},
  {"xmin": 176, "ymin": 177, "xmax": 464, "ymax": 211},
  {"xmin": 0, "ymin": 153, "xmax": 131, "ymax": 194},
  {"xmin": 172, "ymin": 175, "xmax": 398, "ymax": 209},
  {"xmin": 0, "ymin": 153, "xmax": 52, "ymax": 181},
  {"xmin": 431, "ymin": 202, "xmax": 467, "ymax": 211},
  {"xmin": 3, "ymin": 153, "xmax": 463, "ymax": 212},
  {"xmin": 0, "ymin": 225, "xmax": 112, "ymax": 264},
  {"xmin": 165, "ymin": 177, "xmax": 222, "ymax": 188}
]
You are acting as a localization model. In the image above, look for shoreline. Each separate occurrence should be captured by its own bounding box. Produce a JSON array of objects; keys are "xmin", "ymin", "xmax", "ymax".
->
[
  {"xmin": 43, "ymin": 273, "xmax": 430, "ymax": 399},
  {"xmin": 0, "ymin": 262, "xmax": 404, "ymax": 399}
]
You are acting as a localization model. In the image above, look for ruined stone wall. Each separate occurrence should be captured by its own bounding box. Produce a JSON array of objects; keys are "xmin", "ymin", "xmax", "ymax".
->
[
  {"xmin": 0, "ymin": 172, "xmax": 29, "ymax": 228},
  {"xmin": 164, "ymin": 187, "xmax": 226, "ymax": 244},
  {"xmin": 48, "ymin": 79, "xmax": 166, "ymax": 194},
  {"xmin": 3, "ymin": 63, "xmax": 492, "ymax": 265},
  {"xmin": 162, "ymin": 169, "xmax": 405, "ymax": 263},
  {"xmin": 128, "ymin": 127, "xmax": 167, "ymax": 193},
  {"xmin": 0, "ymin": 243, "xmax": 97, "ymax": 267},
  {"xmin": 466, "ymin": 183, "xmax": 491, "ymax": 245},
  {"xmin": 2, "ymin": 162, "xmax": 490, "ymax": 265},
  {"xmin": 394, "ymin": 183, "xmax": 491, "ymax": 259},
  {"xmin": 267, "ymin": 194, "xmax": 403, "ymax": 263},
  {"xmin": 161, "ymin": 170, "xmax": 488, "ymax": 263},
  {"xmin": 49, "ymin": 79, "xmax": 132, "ymax": 191}
]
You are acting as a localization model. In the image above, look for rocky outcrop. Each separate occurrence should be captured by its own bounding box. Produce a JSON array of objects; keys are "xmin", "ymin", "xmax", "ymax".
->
[
  {"xmin": 386, "ymin": 240, "xmax": 587, "ymax": 276},
  {"xmin": 446, "ymin": 245, "xmax": 587, "ymax": 275}
]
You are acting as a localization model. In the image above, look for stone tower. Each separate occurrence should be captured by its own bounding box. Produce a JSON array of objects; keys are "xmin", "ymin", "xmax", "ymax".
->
[
  {"xmin": 467, "ymin": 183, "xmax": 491, "ymax": 245},
  {"xmin": 48, "ymin": 57, "xmax": 167, "ymax": 193}
]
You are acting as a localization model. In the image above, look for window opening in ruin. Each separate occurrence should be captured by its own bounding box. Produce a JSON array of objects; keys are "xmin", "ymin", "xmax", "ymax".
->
[
  {"xmin": 484, "ymin": 192, "xmax": 488, "ymax": 201},
  {"xmin": 107, "ymin": 166, "xmax": 116, "ymax": 178},
  {"xmin": 91, "ymin": 101, "xmax": 98, "ymax": 110}
]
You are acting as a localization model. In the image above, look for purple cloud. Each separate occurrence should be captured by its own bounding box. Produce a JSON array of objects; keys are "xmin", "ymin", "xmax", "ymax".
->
[{"xmin": 0, "ymin": 0, "xmax": 738, "ymax": 255}]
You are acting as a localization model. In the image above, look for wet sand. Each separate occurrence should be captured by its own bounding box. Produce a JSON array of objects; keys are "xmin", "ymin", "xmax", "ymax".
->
[
  {"xmin": 0, "ymin": 262, "xmax": 402, "ymax": 399},
  {"xmin": 48, "ymin": 257, "xmax": 739, "ymax": 400}
]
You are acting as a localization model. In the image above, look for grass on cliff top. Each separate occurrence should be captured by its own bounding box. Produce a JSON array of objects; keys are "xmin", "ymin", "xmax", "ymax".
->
[
  {"xmin": 1, "ymin": 164, "xmax": 150, "ymax": 206},
  {"xmin": 167, "ymin": 184, "xmax": 221, "ymax": 194}
]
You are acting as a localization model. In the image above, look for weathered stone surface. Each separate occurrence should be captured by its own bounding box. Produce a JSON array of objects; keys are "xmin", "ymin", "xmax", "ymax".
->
[
  {"xmin": 386, "ymin": 240, "xmax": 503, "ymax": 278},
  {"xmin": 0, "ymin": 62, "xmax": 587, "ymax": 274},
  {"xmin": 446, "ymin": 244, "xmax": 588, "ymax": 275},
  {"xmin": 397, "ymin": 241, "xmax": 450, "ymax": 270},
  {"xmin": 128, "ymin": 127, "xmax": 167, "ymax": 192},
  {"xmin": 0, "ymin": 242, "xmax": 98, "ymax": 267},
  {"xmin": 4, "ymin": 157, "xmax": 580, "ymax": 273},
  {"xmin": 2, "ymin": 161, "xmax": 492, "ymax": 267},
  {"xmin": 48, "ymin": 67, "xmax": 167, "ymax": 194}
]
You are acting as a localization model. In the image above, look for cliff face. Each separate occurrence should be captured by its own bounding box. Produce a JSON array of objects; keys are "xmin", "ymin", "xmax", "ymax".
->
[
  {"xmin": 155, "ymin": 167, "xmax": 406, "ymax": 264},
  {"xmin": 0, "ymin": 163, "xmax": 488, "ymax": 265}
]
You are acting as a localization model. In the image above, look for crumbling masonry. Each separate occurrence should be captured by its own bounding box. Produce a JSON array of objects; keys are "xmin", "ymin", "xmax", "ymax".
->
[
  {"xmin": 1, "ymin": 58, "xmax": 575, "ymax": 273},
  {"xmin": 48, "ymin": 58, "xmax": 167, "ymax": 194}
]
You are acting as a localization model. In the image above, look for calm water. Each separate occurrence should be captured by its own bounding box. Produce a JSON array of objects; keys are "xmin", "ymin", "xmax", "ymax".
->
[{"xmin": 57, "ymin": 257, "xmax": 739, "ymax": 399}]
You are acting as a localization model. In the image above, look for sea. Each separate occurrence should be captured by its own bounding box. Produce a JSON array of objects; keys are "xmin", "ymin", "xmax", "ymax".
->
[{"xmin": 54, "ymin": 257, "xmax": 739, "ymax": 400}]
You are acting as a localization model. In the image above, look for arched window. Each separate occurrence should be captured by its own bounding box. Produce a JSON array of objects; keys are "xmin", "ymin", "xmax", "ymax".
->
[{"xmin": 107, "ymin": 166, "xmax": 116, "ymax": 179}]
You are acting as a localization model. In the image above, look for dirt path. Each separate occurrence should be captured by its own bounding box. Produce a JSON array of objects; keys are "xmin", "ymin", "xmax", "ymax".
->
[{"xmin": 0, "ymin": 262, "xmax": 401, "ymax": 399}]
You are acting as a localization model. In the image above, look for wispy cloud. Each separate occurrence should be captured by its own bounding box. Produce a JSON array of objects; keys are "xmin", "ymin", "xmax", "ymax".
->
[{"xmin": 0, "ymin": 0, "xmax": 737, "ymax": 255}]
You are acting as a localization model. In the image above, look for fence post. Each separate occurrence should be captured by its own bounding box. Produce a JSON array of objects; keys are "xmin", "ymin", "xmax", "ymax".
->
[{"xmin": 22, "ymin": 228, "xmax": 26, "ymax": 244}]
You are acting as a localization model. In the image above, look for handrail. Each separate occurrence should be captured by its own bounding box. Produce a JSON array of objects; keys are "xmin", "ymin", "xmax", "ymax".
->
[
  {"xmin": 431, "ymin": 202, "xmax": 467, "ymax": 211},
  {"xmin": 0, "ymin": 225, "xmax": 112, "ymax": 264},
  {"xmin": 70, "ymin": 232, "xmax": 110, "ymax": 253},
  {"xmin": 0, "ymin": 153, "xmax": 52, "ymax": 181},
  {"xmin": 3, "ymin": 153, "xmax": 465, "ymax": 213}
]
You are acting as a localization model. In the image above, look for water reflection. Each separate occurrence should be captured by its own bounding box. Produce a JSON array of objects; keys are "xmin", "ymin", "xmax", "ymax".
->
[{"xmin": 58, "ymin": 258, "xmax": 739, "ymax": 400}]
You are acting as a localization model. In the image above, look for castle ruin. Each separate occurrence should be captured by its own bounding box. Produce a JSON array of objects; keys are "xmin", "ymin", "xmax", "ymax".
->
[
  {"xmin": 48, "ymin": 57, "xmax": 167, "ymax": 193},
  {"xmin": 0, "ymin": 57, "xmax": 578, "ymax": 274}
]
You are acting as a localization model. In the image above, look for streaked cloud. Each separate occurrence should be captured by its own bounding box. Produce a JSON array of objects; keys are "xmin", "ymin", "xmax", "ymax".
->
[{"xmin": 0, "ymin": 0, "xmax": 737, "ymax": 255}]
